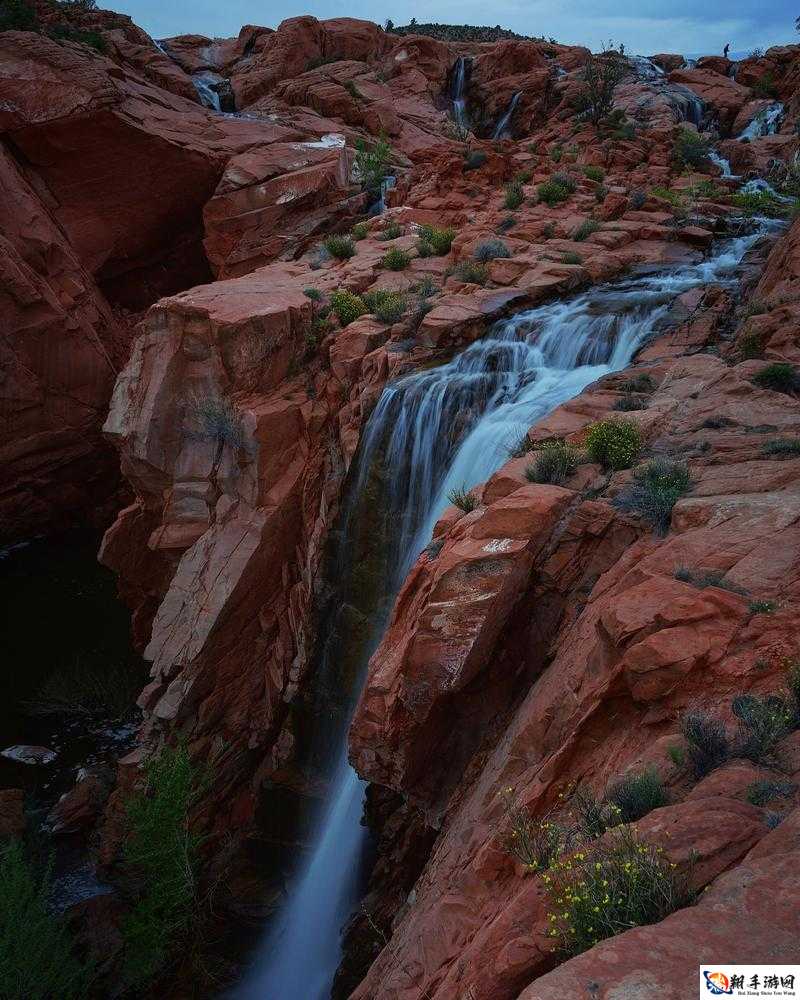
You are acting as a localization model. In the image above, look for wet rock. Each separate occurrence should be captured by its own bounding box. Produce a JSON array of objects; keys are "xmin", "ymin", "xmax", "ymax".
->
[
  {"xmin": 1, "ymin": 745, "xmax": 57, "ymax": 765},
  {"xmin": 47, "ymin": 766, "xmax": 114, "ymax": 835}
]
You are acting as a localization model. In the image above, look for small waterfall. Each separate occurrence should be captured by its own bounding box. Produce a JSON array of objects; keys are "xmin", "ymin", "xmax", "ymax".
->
[
  {"xmin": 740, "ymin": 177, "xmax": 794, "ymax": 203},
  {"xmin": 737, "ymin": 102, "xmax": 785, "ymax": 141},
  {"xmin": 233, "ymin": 224, "xmax": 771, "ymax": 1000},
  {"xmin": 708, "ymin": 149, "xmax": 737, "ymax": 179},
  {"xmin": 192, "ymin": 71, "xmax": 222, "ymax": 112},
  {"xmin": 492, "ymin": 91, "xmax": 522, "ymax": 139},
  {"xmin": 450, "ymin": 56, "xmax": 469, "ymax": 130},
  {"xmin": 631, "ymin": 55, "xmax": 665, "ymax": 82}
]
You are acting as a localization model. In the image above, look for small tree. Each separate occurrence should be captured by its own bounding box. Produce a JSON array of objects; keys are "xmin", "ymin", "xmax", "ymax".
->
[
  {"xmin": 354, "ymin": 135, "xmax": 391, "ymax": 196},
  {"xmin": 580, "ymin": 48, "xmax": 629, "ymax": 129}
]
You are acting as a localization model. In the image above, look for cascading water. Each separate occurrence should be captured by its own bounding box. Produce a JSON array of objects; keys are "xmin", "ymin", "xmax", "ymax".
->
[
  {"xmin": 192, "ymin": 71, "xmax": 223, "ymax": 112},
  {"xmin": 450, "ymin": 56, "xmax": 469, "ymax": 130},
  {"xmin": 492, "ymin": 91, "xmax": 522, "ymax": 140},
  {"xmin": 737, "ymin": 102, "xmax": 785, "ymax": 141},
  {"xmin": 233, "ymin": 223, "xmax": 773, "ymax": 1000},
  {"xmin": 708, "ymin": 149, "xmax": 737, "ymax": 180}
]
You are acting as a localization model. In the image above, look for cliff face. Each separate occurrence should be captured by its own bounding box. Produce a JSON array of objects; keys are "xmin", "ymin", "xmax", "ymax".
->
[{"xmin": 3, "ymin": 6, "xmax": 800, "ymax": 995}]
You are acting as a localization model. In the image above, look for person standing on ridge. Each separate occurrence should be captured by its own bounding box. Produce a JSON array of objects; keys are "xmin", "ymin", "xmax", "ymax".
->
[{"xmin": 723, "ymin": 42, "xmax": 730, "ymax": 58}]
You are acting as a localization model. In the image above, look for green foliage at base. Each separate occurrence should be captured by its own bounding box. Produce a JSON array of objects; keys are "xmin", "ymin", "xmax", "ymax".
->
[
  {"xmin": 0, "ymin": 841, "xmax": 93, "ymax": 1000},
  {"xmin": 446, "ymin": 484, "xmax": 478, "ymax": 512},
  {"xmin": 584, "ymin": 419, "xmax": 642, "ymax": 470},
  {"xmin": 330, "ymin": 289, "xmax": 368, "ymax": 326},
  {"xmin": 381, "ymin": 247, "xmax": 411, "ymax": 270},
  {"xmin": 363, "ymin": 289, "xmax": 406, "ymax": 324},
  {"xmin": 525, "ymin": 440, "xmax": 580, "ymax": 485},
  {"xmin": 613, "ymin": 458, "xmax": 692, "ymax": 535},
  {"xmin": 121, "ymin": 742, "xmax": 204, "ymax": 988},
  {"xmin": 324, "ymin": 235, "xmax": 357, "ymax": 260}
]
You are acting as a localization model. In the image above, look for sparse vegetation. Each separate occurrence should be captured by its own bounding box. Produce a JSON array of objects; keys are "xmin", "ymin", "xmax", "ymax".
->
[
  {"xmin": 621, "ymin": 373, "xmax": 655, "ymax": 394},
  {"xmin": 584, "ymin": 418, "xmax": 642, "ymax": 470},
  {"xmin": 737, "ymin": 328, "xmax": 764, "ymax": 360},
  {"xmin": 474, "ymin": 239, "xmax": 511, "ymax": 261},
  {"xmin": 417, "ymin": 224, "xmax": 456, "ymax": 255},
  {"xmin": 681, "ymin": 710, "xmax": 730, "ymax": 779},
  {"xmin": 613, "ymin": 458, "xmax": 692, "ymax": 534},
  {"xmin": 731, "ymin": 190, "xmax": 792, "ymax": 219},
  {"xmin": 746, "ymin": 780, "xmax": 795, "ymax": 807},
  {"xmin": 578, "ymin": 48, "xmax": 629, "ymax": 130},
  {"xmin": 732, "ymin": 693, "xmax": 792, "ymax": 767},
  {"xmin": 351, "ymin": 221, "xmax": 370, "ymax": 241},
  {"xmin": 749, "ymin": 600, "xmax": 777, "ymax": 614},
  {"xmin": 452, "ymin": 261, "xmax": 489, "ymax": 285},
  {"xmin": 573, "ymin": 219, "xmax": 600, "ymax": 242},
  {"xmin": 447, "ymin": 484, "xmax": 478, "ymax": 512},
  {"xmin": 629, "ymin": 189, "xmax": 647, "ymax": 210},
  {"xmin": 503, "ymin": 181, "xmax": 524, "ymax": 209},
  {"xmin": 497, "ymin": 215, "xmax": 517, "ymax": 233},
  {"xmin": 605, "ymin": 769, "xmax": 668, "ymax": 824},
  {"xmin": 500, "ymin": 790, "xmax": 566, "ymax": 873},
  {"xmin": 354, "ymin": 135, "xmax": 391, "ymax": 196},
  {"xmin": 330, "ymin": 289, "xmax": 368, "ymax": 326},
  {"xmin": 525, "ymin": 440, "xmax": 580, "ymax": 485},
  {"xmin": 613, "ymin": 392, "xmax": 648, "ymax": 411},
  {"xmin": 0, "ymin": 840, "xmax": 93, "ymax": 1000},
  {"xmin": 324, "ymin": 234, "xmax": 357, "ymax": 260},
  {"xmin": 752, "ymin": 363, "xmax": 800, "ymax": 395},
  {"xmin": 187, "ymin": 394, "xmax": 244, "ymax": 452},
  {"xmin": 382, "ymin": 247, "xmax": 411, "ymax": 270},
  {"xmin": 537, "ymin": 179, "xmax": 572, "ymax": 206},
  {"xmin": 0, "ymin": 0, "xmax": 38, "ymax": 31},
  {"xmin": 583, "ymin": 164, "xmax": 605, "ymax": 183},
  {"xmin": 381, "ymin": 221, "xmax": 404, "ymax": 240},
  {"xmin": 543, "ymin": 827, "xmax": 689, "ymax": 957},
  {"xmin": 363, "ymin": 289, "xmax": 407, "ymax": 324},
  {"xmin": 562, "ymin": 252, "xmax": 583, "ymax": 265},
  {"xmin": 464, "ymin": 150, "xmax": 488, "ymax": 172},
  {"xmin": 761, "ymin": 438, "xmax": 800, "ymax": 458},
  {"xmin": 303, "ymin": 287, "xmax": 322, "ymax": 301},
  {"xmin": 674, "ymin": 568, "xmax": 748, "ymax": 596},
  {"xmin": 673, "ymin": 127, "xmax": 710, "ymax": 169}
]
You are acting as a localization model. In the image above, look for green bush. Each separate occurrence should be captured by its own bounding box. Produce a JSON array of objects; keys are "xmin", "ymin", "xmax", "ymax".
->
[
  {"xmin": 673, "ymin": 127, "xmax": 710, "ymax": 169},
  {"xmin": 595, "ymin": 184, "xmax": 608, "ymax": 203},
  {"xmin": 363, "ymin": 289, "xmax": 406, "ymax": 324},
  {"xmin": 525, "ymin": 440, "xmax": 580, "ymax": 485},
  {"xmin": 674, "ymin": 568, "xmax": 748, "ymax": 596},
  {"xmin": 681, "ymin": 710, "xmax": 730, "ymax": 778},
  {"xmin": 499, "ymin": 790, "xmax": 566, "ymax": 874},
  {"xmin": 344, "ymin": 79, "xmax": 361, "ymax": 99},
  {"xmin": 121, "ymin": 742, "xmax": 205, "ymax": 987},
  {"xmin": 0, "ymin": 841, "xmax": 93, "ymax": 999},
  {"xmin": 584, "ymin": 419, "xmax": 642, "ymax": 470},
  {"xmin": 474, "ymin": 239, "xmax": 511, "ymax": 261},
  {"xmin": 497, "ymin": 215, "xmax": 517, "ymax": 233},
  {"xmin": 303, "ymin": 287, "xmax": 322, "ymax": 301},
  {"xmin": 562, "ymin": 252, "xmax": 583, "ymax": 265},
  {"xmin": 732, "ymin": 693, "xmax": 792, "ymax": 766},
  {"xmin": 650, "ymin": 186, "xmax": 684, "ymax": 207},
  {"xmin": 49, "ymin": 24, "xmax": 107, "ymax": 52},
  {"xmin": 187, "ymin": 394, "xmax": 244, "ymax": 451},
  {"xmin": 613, "ymin": 458, "xmax": 692, "ymax": 535},
  {"xmin": 0, "ymin": 0, "xmax": 38, "ymax": 31},
  {"xmin": 552, "ymin": 171, "xmax": 577, "ymax": 193},
  {"xmin": 414, "ymin": 275, "xmax": 438, "ymax": 298},
  {"xmin": 503, "ymin": 181, "xmax": 524, "ymax": 209},
  {"xmin": 542, "ymin": 222, "xmax": 556, "ymax": 238},
  {"xmin": 761, "ymin": 438, "xmax": 800, "ymax": 458},
  {"xmin": 330, "ymin": 289, "xmax": 368, "ymax": 326},
  {"xmin": 605, "ymin": 769, "xmax": 668, "ymax": 824},
  {"xmin": 380, "ymin": 221, "xmax": 404, "ymax": 240},
  {"xmin": 629, "ymin": 189, "xmax": 647, "ymax": 209},
  {"xmin": 351, "ymin": 221, "xmax": 370, "ymax": 241},
  {"xmin": 737, "ymin": 329, "xmax": 764, "ymax": 359},
  {"xmin": 583, "ymin": 164, "xmax": 605, "ymax": 182},
  {"xmin": 569, "ymin": 785, "xmax": 607, "ymax": 840},
  {"xmin": 573, "ymin": 219, "xmax": 600, "ymax": 242},
  {"xmin": 381, "ymin": 247, "xmax": 411, "ymax": 270},
  {"xmin": 354, "ymin": 135, "xmax": 391, "ymax": 194},
  {"xmin": 543, "ymin": 827, "xmax": 689, "ymax": 957},
  {"xmin": 324, "ymin": 234, "xmax": 357, "ymax": 260},
  {"xmin": 550, "ymin": 145, "xmax": 563, "ymax": 162},
  {"xmin": 621, "ymin": 373, "xmax": 655, "ymax": 394},
  {"xmin": 749, "ymin": 600, "xmax": 777, "ymax": 614},
  {"xmin": 731, "ymin": 191, "xmax": 791, "ymax": 219},
  {"xmin": 464, "ymin": 150, "xmax": 487, "ymax": 172},
  {"xmin": 537, "ymin": 179, "xmax": 571, "ymax": 205},
  {"xmin": 746, "ymin": 780, "xmax": 795, "ymax": 807},
  {"xmin": 452, "ymin": 261, "xmax": 489, "ymax": 285},
  {"xmin": 753, "ymin": 363, "xmax": 800, "ymax": 394},
  {"xmin": 614, "ymin": 392, "xmax": 648, "ymax": 411},
  {"xmin": 417, "ymin": 224, "xmax": 455, "ymax": 255},
  {"xmin": 447, "ymin": 484, "xmax": 478, "ymax": 512}
]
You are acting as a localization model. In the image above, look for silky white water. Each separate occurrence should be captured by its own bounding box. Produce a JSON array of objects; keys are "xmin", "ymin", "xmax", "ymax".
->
[
  {"xmin": 451, "ymin": 56, "xmax": 468, "ymax": 130},
  {"xmin": 492, "ymin": 91, "xmax": 522, "ymax": 139},
  {"xmin": 234, "ymin": 225, "xmax": 771, "ymax": 1000}
]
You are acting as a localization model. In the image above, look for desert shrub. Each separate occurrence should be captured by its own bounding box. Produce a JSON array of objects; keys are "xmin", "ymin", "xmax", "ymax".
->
[
  {"xmin": 611, "ymin": 122, "xmax": 636, "ymax": 140},
  {"xmin": 497, "ymin": 214, "xmax": 517, "ymax": 233},
  {"xmin": 583, "ymin": 164, "xmax": 605, "ymax": 183},
  {"xmin": 691, "ymin": 179, "xmax": 725, "ymax": 200},
  {"xmin": 474, "ymin": 239, "xmax": 511, "ymax": 261},
  {"xmin": 737, "ymin": 328, "xmax": 764, "ymax": 359},
  {"xmin": 613, "ymin": 392, "xmax": 648, "ymax": 411},
  {"xmin": 752, "ymin": 72, "xmax": 778, "ymax": 99},
  {"xmin": 595, "ymin": 184, "xmax": 608, "ymax": 203},
  {"xmin": 650, "ymin": 185, "xmax": 683, "ymax": 206},
  {"xmin": 410, "ymin": 300, "xmax": 433, "ymax": 331},
  {"xmin": 508, "ymin": 431, "xmax": 536, "ymax": 457},
  {"xmin": 351, "ymin": 221, "xmax": 369, "ymax": 241},
  {"xmin": 121, "ymin": 742, "xmax": 204, "ymax": 987},
  {"xmin": 761, "ymin": 438, "xmax": 800, "ymax": 458},
  {"xmin": 621, "ymin": 373, "xmax": 655, "ymax": 394},
  {"xmin": 452, "ymin": 261, "xmax": 489, "ymax": 285},
  {"xmin": 330, "ymin": 289, "xmax": 368, "ymax": 326},
  {"xmin": 731, "ymin": 190, "xmax": 790, "ymax": 219},
  {"xmin": 681, "ymin": 710, "xmax": 730, "ymax": 778},
  {"xmin": 746, "ymin": 780, "xmax": 795, "ymax": 807},
  {"xmin": 0, "ymin": 840, "xmax": 93, "ymax": 1000},
  {"xmin": 573, "ymin": 219, "xmax": 600, "ymax": 242},
  {"xmin": 344, "ymin": 79, "xmax": 361, "ymax": 99},
  {"xmin": 550, "ymin": 145, "xmax": 563, "ymax": 162},
  {"xmin": 552, "ymin": 171, "xmax": 577, "ymax": 193},
  {"xmin": 613, "ymin": 458, "xmax": 692, "ymax": 534},
  {"xmin": 752, "ymin": 363, "xmax": 800, "ymax": 394},
  {"xmin": 584, "ymin": 419, "xmax": 642, "ymax": 470},
  {"xmin": 303, "ymin": 287, "xmax": 322, "ymax": 301},
  {"xmin": 674, "ymin": 568, "xmax": 748, "ymax": 596},
  {"xmin": 414, "ymin": 275, "xmax": 438, "ymax": 298},
  {"xmin": 324, "ymin": 234, "xmax": 357, "ymax": 260},
  {"xmin": 605, "ymin": 769, "xmax": 668, "ymax": 824},
  {"xmin": 0, "ymin": 0, "xmax": 38, "ymax": 30},
  {"xmin": 577, "ymin": 49, "xmax": 629, "ymax": 129},
  {"xmin": 447, "ymin": 484, "xmax": 478, "ymax": 512},
  {"xmin": 562, "ymin": 252, "xmax": 583, "ymax": 265},
  {"xmin": 417, "ymin": 224, "xmax": 456, "ymax": 255},
  {"xmin": 499, "ymin": 790, "xmax": 567, "ymax": 873},
  {"xmin": 363, "ymin": 290, "xmax": 406, "ymax": 324},
  {"xmin": 25, "ymin": 657, "xmax": 145, "ymax": 720},
  {"xmin": 748, "ymin": 600, "xmax": 777, "ymax": 614},
  {"xmin": 381, "ymin": 221, "xmax": 404, "ymax": 240},
  {"xmin": 629, "ymin": 188, "xmax": 647, "ymax": 209},
  {"xmin": 542, "ymin": 222, "xmax": 556, "ymax": 238},
  {"xmin": 525, "ymin": 440, "xmax": 580, "ymax": 485},
  {"xmin": 569, "ymin": 785, "xmax": 607, "ymax": 840},
  {"xmin": 543, "ymin": 827, "xmax": 688, "ymax": 957},
  {"xmin": 464, "ymin": 150, "xmax": 487, "ymax": 171},
  {"xmin": 503, "ymin": 181, "xmax": 524, "ymax": 209},
  {"xmin": 673, "ymin": 127, "xmax": 709, "ymax": 169},
  {"xmin": 354, "ymin": 134, "xmax": 391, "ymax": 194},
  {"xmin": 187, "ymin": 395, "xmax": 244, "ymax": 451},
  {"xmin": 514, "ymin": 168, "xmax": 534, "ymax": 184},
  {"xmin": 537, "ymin": 179, "xmax": 571, "ymax": 205},
  {"xmin": 667, "ymin": 745, "xmax": 685, "ymax": 768},
  {"xmin": 732, "ymin": 694, "xmax": 792, "ymax": 766},
  {"xmin": 381, "ymin": 247, "xmax": 411, "ymax": 270}
]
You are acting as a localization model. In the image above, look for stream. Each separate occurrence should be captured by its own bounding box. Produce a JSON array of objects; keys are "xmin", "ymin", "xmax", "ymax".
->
[{"xmin": 233, "ymin": 218, "xmax": 777, "ymax": 999}]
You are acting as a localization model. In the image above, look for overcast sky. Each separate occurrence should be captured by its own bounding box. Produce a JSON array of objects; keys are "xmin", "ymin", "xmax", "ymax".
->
[{"xmin": 111, "ymin": 0, "xmax": 796, "ymax": 55}]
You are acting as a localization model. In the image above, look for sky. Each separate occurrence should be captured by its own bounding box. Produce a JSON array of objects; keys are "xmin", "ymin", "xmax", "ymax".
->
[{"xmin": 111, "ymin": 0, "xmax": 796, "ymax": 55}]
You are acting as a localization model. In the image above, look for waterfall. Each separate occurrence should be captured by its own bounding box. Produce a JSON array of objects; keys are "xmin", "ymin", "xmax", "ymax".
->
[
  {"xmin": 232, "ymin": 224, "xmax": 772, "ymax": 1000},
  {"xmin": 192, "ymin": 71, "xmax": 222, "ymax": 112},
  {"xmin": 450, "ymin": 56, "xmax": 469, "ymax": 130},
  {"xmin": 708, "ymin": 149, "xmax": 737, "ymax": 180},
  {"xmin": 737, "ymin": 102, "xmax": 785, "ymax": 141},
  {"xmin": 631, "ymin": 55, "xmax": 665, "ymax": 82},
  {"xmin": 492, "ymin": 91, "xmax": 522, "ymax": 139}
]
